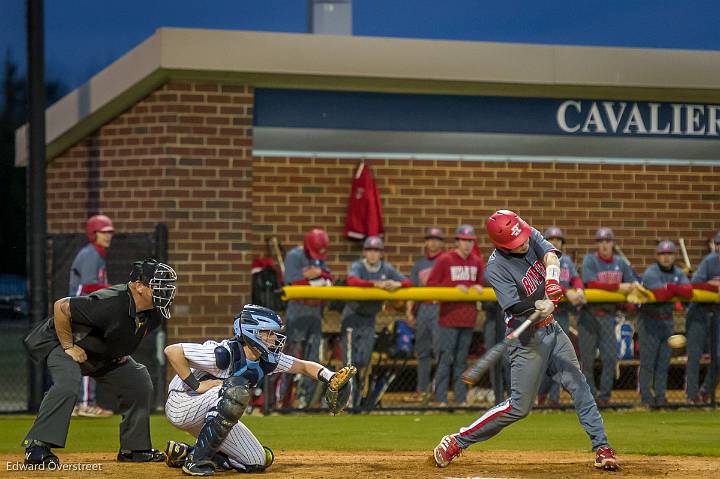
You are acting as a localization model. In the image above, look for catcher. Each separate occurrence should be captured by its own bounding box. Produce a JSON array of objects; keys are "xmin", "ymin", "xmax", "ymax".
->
[{"xmin": 163, "ymin": 304, "xmax": 355, "ymax": 476}]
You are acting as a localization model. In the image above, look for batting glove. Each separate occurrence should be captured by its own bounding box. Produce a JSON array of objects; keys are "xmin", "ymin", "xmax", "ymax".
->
[{"xmin": 545, "ymin": 265, "xmax": 563, "ymax": 305}]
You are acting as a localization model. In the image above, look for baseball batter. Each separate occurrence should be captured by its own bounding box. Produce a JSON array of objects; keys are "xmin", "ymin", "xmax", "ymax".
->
[
  {"xmin": 433, "ymin": 210, "xmax": 618, "ymax": 471},
  {"xmin": 163, "ymin": 304, "xmax": 354, "ymax": 476},
  {"xmin": 536, "ymin": 227, "xmax": 586, "ymax": 407}
]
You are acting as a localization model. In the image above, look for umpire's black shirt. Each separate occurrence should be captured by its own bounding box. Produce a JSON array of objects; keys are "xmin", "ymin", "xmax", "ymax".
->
[{"xmin": 24, "ymin": 284, "xmax": 162, "ymax": 376}]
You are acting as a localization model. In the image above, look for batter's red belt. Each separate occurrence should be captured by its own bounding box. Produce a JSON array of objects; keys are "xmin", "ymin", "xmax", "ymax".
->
[
  {"xmin": 508, "ymin": 315, "xmax": 554, "ymax": 330},
  {"xmin": 534, "ymin": 315, "xmax": 554, "ymax": 329}
]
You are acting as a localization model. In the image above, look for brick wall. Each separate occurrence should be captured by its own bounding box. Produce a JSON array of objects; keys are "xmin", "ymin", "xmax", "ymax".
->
[
  {"xmin": 46, "ymin": 80, "xmax": 720, "ymax": 344},
  {"xmin": 47, "ymin": 81, "xmax": 254, "ymax": 342},
  {"xmin": 252, "ymin": 156, "xmax": 720, "ymax": 278}
]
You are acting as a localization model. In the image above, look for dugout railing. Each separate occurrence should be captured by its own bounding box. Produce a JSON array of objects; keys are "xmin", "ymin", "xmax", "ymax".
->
[{"xmin": 261, "ymin": 286, "xmax": 719, "ymax": 414}]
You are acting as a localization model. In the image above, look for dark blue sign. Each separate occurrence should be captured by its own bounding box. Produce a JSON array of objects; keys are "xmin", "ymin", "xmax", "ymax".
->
[{"xmin": 254, "ymin": 88, "xmax": 720, "ymax": 139}]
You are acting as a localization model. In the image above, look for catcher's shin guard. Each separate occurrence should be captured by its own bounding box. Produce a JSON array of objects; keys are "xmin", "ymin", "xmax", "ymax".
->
[{"xmin": 185, "ymin": 377, "xmax": 250, "ymax": 472}]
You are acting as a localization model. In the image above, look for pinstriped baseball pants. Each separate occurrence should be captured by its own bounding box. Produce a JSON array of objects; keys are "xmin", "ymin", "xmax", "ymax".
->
[{"xmin": 165, "ymin": 386, "xmax": 266, "ymax": 468}]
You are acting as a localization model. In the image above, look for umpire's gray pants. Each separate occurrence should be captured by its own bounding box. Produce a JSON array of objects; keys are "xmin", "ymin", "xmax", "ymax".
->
[
  {"xmin": 435, "ymin": 326, "xmax": 474, "ymax": 404},
  {"xmin": 24, "ymin": 345, "xmax": 154, "ymax": 450},
  {"xmin": 453, "ymin": 322, "xmax": 609, "ymax": 452},
  {"xmin": 577, "ymin": 310, "xmax": 616, "ymax": 401}
]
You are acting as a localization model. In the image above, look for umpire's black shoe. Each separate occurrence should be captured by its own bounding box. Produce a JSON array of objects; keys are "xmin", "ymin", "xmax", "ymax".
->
[
  {"xmin": 165, "ymin": 440, "xmax": 191, "ymax": 468},
  {"xmin": 24, "ymin": 443, "xmax": 59, "ymax": 467},
  {"xmin": 117, "ymin": 448, "xmax": 166, "ymax": 462}
]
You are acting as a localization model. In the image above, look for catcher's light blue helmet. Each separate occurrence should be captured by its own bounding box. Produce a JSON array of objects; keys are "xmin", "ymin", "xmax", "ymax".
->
[{"xmin": 233, "ymin": 304, "xmax": 286, "ymax": 360}]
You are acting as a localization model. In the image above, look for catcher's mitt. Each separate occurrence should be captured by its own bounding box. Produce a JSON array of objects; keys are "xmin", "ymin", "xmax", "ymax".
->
[
  {"xmin": 325, "ymin": 366, "xmax": 357, "ymax": 415},
  {"xmin": 627, "ymin": 283, "xmax": 655, "ymax": 304}
]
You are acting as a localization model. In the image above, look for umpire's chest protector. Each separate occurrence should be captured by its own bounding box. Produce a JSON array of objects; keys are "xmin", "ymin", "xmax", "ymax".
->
[{"xmin": 214, "ymin": 339, "xmax": 279, "ymax": 387}]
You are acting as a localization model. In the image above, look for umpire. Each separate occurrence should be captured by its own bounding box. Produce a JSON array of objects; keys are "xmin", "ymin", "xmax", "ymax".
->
[{"xmin": 22, "ymin": 259, "xmax": 177, "ymax": 466}]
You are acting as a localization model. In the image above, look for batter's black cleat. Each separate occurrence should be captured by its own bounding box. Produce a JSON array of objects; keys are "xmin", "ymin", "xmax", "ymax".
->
[
  {"xmin": 24, "ymin": 442, "xmax": 59, "ymax": 467},
  {"xmin": 117, "ymin": 448, "xmax": 166, "ymax": 462},
  {"xmin": 165, "ymin": 440, "xmax": 191, "ymax": 468}
]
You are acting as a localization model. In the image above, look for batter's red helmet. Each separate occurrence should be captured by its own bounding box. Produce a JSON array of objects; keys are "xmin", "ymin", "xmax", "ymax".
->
[
  {"xmin": 86, "ymin": 215, "xmax": 114, "ymax": 242},
  {"xmin": 486, "ymin": 210, "xmax": 532, "ymax": 250},
  {"xmin": 304, "ymin": 228, "xmax": 329, "ymax": 260}
]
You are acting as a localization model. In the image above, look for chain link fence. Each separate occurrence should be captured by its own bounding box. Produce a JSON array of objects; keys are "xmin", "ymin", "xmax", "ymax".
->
[
  {"xmin": 267, "ymin": 297, "xmax": 718, "ymax": 414},
  {"xmin": 0, "ymin": 225, "xmax": 167, "ymax": 413}
]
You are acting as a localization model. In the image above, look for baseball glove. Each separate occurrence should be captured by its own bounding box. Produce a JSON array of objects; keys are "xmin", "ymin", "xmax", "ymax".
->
[
  {"xmin": 627, "ymin": 283, "xmax": 655, "ymax": 304},
  {"xmin": 325, "ymin": 366, "xmax": 357, "ymax": 415}
]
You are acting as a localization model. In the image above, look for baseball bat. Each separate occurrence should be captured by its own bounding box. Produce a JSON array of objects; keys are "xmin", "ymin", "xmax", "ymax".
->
[
  {"xmin": 462, "ymin": 309, "xmax": 543, "ymax": 385},
  {"xmin": 613, "ymin": 245, "xmax": 641, "ymax": 282},
  {"xmin": 679, "ymin": 238, "xmax": 693, "ymax": 273},
  {"xmin": 270, "ymin": 237, "xmax": 286, "ymax": 276}
]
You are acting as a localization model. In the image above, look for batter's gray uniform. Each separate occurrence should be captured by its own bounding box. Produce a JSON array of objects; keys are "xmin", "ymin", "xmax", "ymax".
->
[
  {"xmin": 580, "ymin": 253, "xmax": 635, "ymax": 401},
  {"xmin": 686, "ymin": 252, "xmax": 720, "ymax": 401},
  {"xmin": 409, "ymin": 254, "xmax": 440, "ymax": 394},
  {"xmin": 452, "ymin": 229, "xmax": 609, "ymax": 452},
  {"xmin": 538, "ymin": 254, "xmax": 581, "ymax": 404}
]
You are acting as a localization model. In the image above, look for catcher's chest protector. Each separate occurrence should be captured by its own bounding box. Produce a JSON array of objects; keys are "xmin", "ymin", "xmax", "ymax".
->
[{"xmin": 215, "ymin": 339, "xmax": 279, "ymax": 386}]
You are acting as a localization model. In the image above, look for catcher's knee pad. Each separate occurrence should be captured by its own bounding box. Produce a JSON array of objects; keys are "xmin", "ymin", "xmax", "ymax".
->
[{"xmin": 217, "ymin": 378, "xmax": 250, "ymax": 423}]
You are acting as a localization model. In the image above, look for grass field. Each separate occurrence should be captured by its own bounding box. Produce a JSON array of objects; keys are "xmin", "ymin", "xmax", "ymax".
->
[{"xmin": 2, "ymin": 409, "xmax": 718, "ymax": 457}]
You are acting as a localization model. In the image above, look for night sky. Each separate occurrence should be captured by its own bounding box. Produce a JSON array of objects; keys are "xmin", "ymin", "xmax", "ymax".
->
[{"xmin": 2, "ymin": 0, "xmax": 719, "ymax": 95}]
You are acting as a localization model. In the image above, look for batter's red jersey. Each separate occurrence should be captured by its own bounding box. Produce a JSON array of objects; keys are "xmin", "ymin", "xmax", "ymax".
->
[
  {"xmin": 343, "ymin": 163, "xmax": 384, "ymax": 239},
  {"xmin": 427, "ymin": 250, "xmax": 485, "ymax": 328}
]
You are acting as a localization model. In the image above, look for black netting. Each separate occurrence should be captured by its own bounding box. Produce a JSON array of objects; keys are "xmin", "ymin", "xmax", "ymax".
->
[
  {"xmin": 3, "ymin": 226, "xmax": 167, "ymax": 413},
  {"xmin": 267, "ymin": 301, "xmax": 719, "ymax": 413}
]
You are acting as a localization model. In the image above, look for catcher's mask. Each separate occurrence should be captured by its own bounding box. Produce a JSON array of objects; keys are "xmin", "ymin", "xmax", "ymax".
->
[
  {"xmin": 129, "ymin": 258, "xmax": 177, "ymax": 320},
  {"xmin": 233, "ymin": 304, "xmax": 286, "ymax": 360}
]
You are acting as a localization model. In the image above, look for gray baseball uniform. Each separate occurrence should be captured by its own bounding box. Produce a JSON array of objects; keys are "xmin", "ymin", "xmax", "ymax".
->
[
  {"xmin": 686, "ymin": 252, "xmax": 720, "ymax": 400},
  {"xmin": 579, "ymin": 253, "xmax": 635, "ymax": 401},
  {"xmin": 410, "ymin": 254, "xmax": 440, "ymax": 394},
  {"xmin": 639, "ymin": 263, "xmax": 689, "ymax": 404},
  {"xmin": 341, "ymin": 259, "xmax": 407, "ymax": 368},
  {"xmin": 452, "ymin": 228, "xmax": 610, "ymax": 452},
  {"xmin": 538, "ymin": 253, "xmax": 581, "ymax": 403},
  {"xmin": 278, "ymin": 246, "xmax": 329, "ymax": 405}
]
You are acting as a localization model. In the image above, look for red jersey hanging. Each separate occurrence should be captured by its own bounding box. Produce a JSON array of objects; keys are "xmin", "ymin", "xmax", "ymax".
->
[{"xmin": 343, "ymin": 161, "xmax": 384, "ymax": 240}]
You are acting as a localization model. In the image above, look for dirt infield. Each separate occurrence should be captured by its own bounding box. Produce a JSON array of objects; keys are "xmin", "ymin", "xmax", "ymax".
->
[{"xmin": 0, "ymin": 450, "xmax": 715, "ymax": 478}]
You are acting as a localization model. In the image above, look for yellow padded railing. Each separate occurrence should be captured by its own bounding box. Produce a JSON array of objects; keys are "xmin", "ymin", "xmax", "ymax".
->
[{"xmin": 281, "ymin": 286, "xmax": 719, "ymax": 303}]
